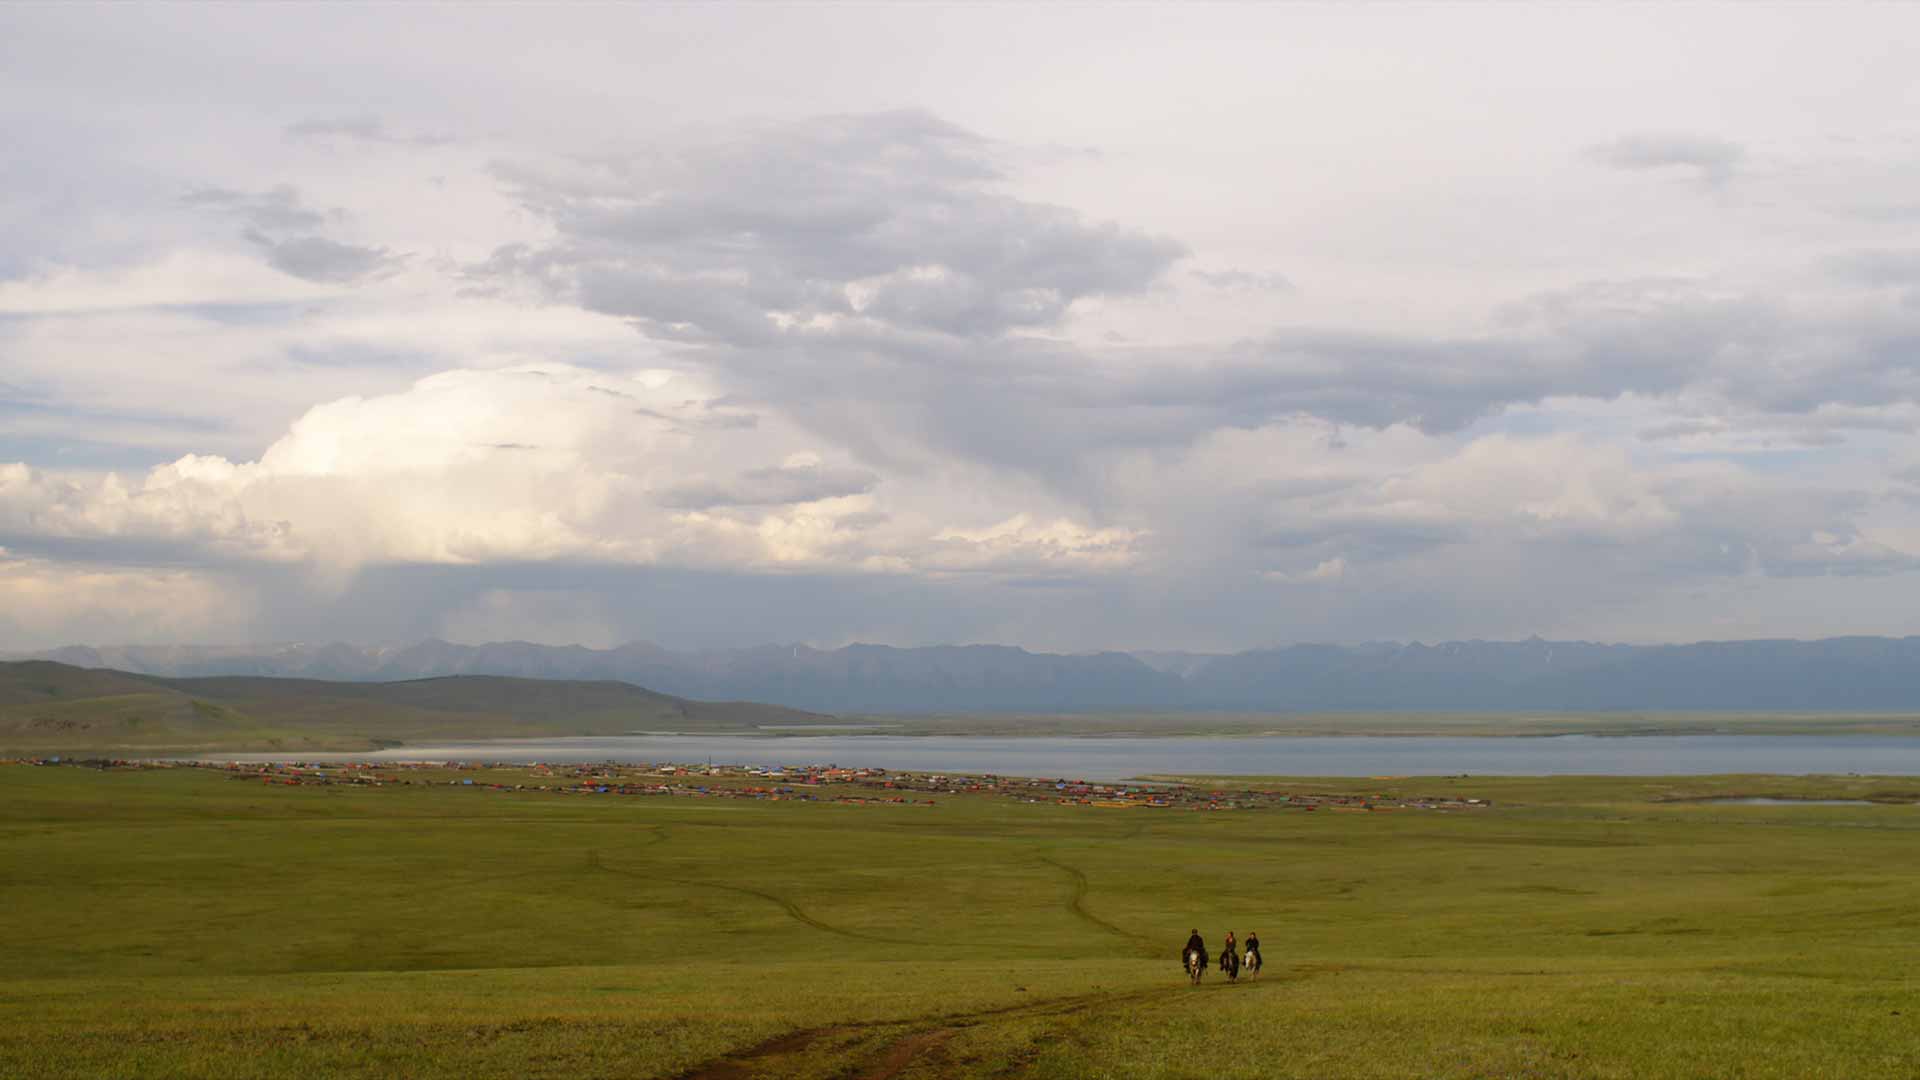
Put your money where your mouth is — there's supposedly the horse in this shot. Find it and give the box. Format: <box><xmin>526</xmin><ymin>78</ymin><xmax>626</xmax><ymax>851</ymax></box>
<box><xmin>1219</xmin><ymin>945</ymin><xmax>1240</xmax><ymax>982</ymax></box>
<box><xmin>1185</xmin><ymin>947</ymin><xmax>1205</xmax><ymax>985</ymax></box>
<box><xmin>1243</xmin><ymin>948</ymin><xmax>1262</xmax><ymax>978</ymax></box>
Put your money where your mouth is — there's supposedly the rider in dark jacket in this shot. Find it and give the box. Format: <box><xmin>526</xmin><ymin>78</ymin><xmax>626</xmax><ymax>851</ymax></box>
<box><xmin>1220</xmin><ymin>931</ymin><xmax>1238</xmax><ymax>972</ymax></box>
<box><xmin>1244</xmin><ymin>931</ymin><xmax>1262</xmax><ymax>969</ymax></box>
<box><xmin>1181</xmin><ymin>929</ymin><xmax>1208</xmax><ymax>969</ymax></box>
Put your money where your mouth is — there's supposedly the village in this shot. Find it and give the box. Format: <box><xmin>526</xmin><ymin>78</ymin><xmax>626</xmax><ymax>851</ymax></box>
<box><xmin>8</xmin><ymin>756</ymin><xmax>1493</xmax><ymax>813</ymax></box>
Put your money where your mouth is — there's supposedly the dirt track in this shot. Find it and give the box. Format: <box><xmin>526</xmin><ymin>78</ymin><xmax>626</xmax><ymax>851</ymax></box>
<box><xmin>591</xmin><ymin>849</ymin><xmax>916</xmax><ymax>945</ymax></box>
<box><xmin>672</xmin><ymin>980</ymin><xmax>1280</xmax><ymax>1079</ymax></box>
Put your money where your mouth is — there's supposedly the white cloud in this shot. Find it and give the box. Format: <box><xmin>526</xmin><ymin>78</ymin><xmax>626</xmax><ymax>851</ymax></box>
<box><xmin>0</xmin><ymin>364</ymin><xmax>1136</xmax><ymax>586</ymax></box>
<box><xmin>928</xmin><ymin>515</ymin><xmax>1144</xmax><ymax>575</ymax></box>
<box><xmin>0</xmin><ymin>249</ymin><xmax>338</xmax><ymax>314</ymax></box>
<box><xmin>1261</xmin><ymin>556</ymin><xmax>1345</xmax><ymax>585</ymax></box>
<box><xmin>0</xmin><ymin>549</ymin><xmax>248</xmax><ymax>648</ymax></box>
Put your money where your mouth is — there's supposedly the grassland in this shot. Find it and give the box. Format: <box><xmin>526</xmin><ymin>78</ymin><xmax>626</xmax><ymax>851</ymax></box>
<box><xmin>3</xmin><ymin>764</ymin><xmax>1919</xmax><ymax>1077</ymax></box>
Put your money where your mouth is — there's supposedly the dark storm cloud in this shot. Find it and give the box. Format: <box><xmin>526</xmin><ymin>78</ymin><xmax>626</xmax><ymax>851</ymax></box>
<box><xmin>1585</xmin><ymin>132</ymin><xmax>1747</xmax><ymax>186</ymax></box>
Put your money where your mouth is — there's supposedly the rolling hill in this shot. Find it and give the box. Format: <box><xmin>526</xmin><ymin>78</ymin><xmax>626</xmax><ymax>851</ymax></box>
<box><xmin>0</xmin><ymin>661</ymin><xmax>826</xmax><ymax>754</ymax></box>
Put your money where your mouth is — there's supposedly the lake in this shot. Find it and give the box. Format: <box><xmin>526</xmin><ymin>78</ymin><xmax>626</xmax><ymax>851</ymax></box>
<box><xmin>208</xmin><ymin>733</ymin><xmax>1920</xmax><ymax>780</ymax></box>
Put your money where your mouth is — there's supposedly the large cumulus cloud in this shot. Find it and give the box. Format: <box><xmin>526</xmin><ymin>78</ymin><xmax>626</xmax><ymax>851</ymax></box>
<box><xmin>0</xmin><ymin>364</ymin><xmax>1144</xmax><ymax>582</ymax></box>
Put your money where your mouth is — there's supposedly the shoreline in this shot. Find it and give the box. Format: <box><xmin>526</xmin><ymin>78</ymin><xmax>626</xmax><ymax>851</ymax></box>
<box><xmin>17</xmin><ymin>719</ymin><xmax>1920</xmax><ymax>760</ymax></box>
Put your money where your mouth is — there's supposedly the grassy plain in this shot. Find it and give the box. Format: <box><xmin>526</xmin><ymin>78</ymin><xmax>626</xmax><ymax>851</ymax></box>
<box><xmin>3</xmin><ymin>765</ymin><xmax>1919</xmax><ymax>1078</ymax></box>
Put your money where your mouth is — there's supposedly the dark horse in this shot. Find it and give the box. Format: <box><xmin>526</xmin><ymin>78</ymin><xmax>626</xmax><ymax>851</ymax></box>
<box><xmin>1219</xmin><ymin>945</ymin><xmax>1240</xmax><ymax>982</ymax></box>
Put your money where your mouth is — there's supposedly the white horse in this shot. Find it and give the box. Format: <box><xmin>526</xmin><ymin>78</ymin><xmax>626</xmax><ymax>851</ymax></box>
<box><xmin>1185</xmin><ymin>947</ymin><xmax>1205</xmax><ymax>985</ymax></box>
<box><xmin>1244</xmin><ymin>948</ymin><xmax>1261</xmax><ymax>978</ymax></box>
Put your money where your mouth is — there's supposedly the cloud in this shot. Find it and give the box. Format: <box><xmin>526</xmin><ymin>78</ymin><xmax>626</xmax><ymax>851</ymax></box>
<box><xmin>1261</xmin><ymin>555</ymin><xmax>1345</xmax><ymax>585</ymax></box>
<box><xmin>284</xmin><ymin>114</ymin><xmax>452</xmax><ymax>146</ymax></box>
<box><xmin>466</xmin><ymin>116</ymin><xmax>1920</xmax><ymax>492</ymax></box>
<box><xmin>1192</xmin><ymin>268</ymin><xmax>1296</xmax><ymax>293</ymax></box>
<box><xmin>1251</xmin><ymin>431</ymin><xmax>1918</xmax><ymax>582</ymax></box>
<box><xmin>1828</xmin><ymin>248</ymin><xmax>1920</xmax><ymax>285</ymax></box>
<box><xmin>12</xmin><ymin>31</ymin><xmax>1920</xmax><ymax>655</ymax></box>
<box><xmin>927</xmin><ymin>514</ymin><xmax>1143</xmax><ymax>575</ymax></box>
<box><xmin>187</xmin><ymin>184</ymin><xmax>402</xmax><ymax>285</ymax></box>
<box><xmin>480</xmin><ymin>110</ymin><xmax>1186</xmax><ymax>345</ymax></box>
<box><xmin>0</xmin><ymin>364</ymin><xmax>1133</xmax><ymax>584</ymax></box>
<box><xmin>659</xmin><ymin>458</ymin><xmax>879</xmax><ymax>509</ymax></box>
<box><xmin>183</xmin><ymin>184</ymin><xmax>333</xmax><ymax>233</ymax></box>
<box><xmin>1638</xmin><ymin>417</ymin><xmax>1727</xmax><ymax>442</ymax></box>
<box><xmin>246</xmin><ymin>232</ymin><xmax>403</xmax><ymax>285</ymax></box>
<box><xmin>0</xmin><ymin>548</ymin><xmax>248</xmax><ymax>646</ymax></box>
<box><xmin>1586</xmin><ymin>132</ymin><xmax>1746</xmax><ymax>186</ymax></box>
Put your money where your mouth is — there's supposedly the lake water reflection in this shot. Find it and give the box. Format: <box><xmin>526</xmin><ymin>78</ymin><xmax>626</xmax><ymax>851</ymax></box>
<box><xmin>211</xmin><ymin>733</ymin><xmax>1920</xmax><ymax>780</ymax></box>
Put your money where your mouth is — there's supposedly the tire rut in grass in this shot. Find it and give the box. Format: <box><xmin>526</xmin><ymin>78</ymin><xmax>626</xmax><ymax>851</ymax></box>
<box><xmin>674</xmin><ymin>1024</ymin><xmax>846</xmax><ymax>1080</ymax></box>
<box><xmin>728</xmin><ymin>982</ymin><xmax>1283</xmax><ymax>1080</ymax></box>
<box><xmin>673</xmin><ymin>987</ymin><xmax>1174</xmax><ymax>1080</ymax></box>
<box><xmin>1037</xmin><ymin>856</ymin><xmax>1152</xmax><ymax>949</ymax></box>
<box><xmin>978</xmin><ymin>978</ymin><xmax>1291</xmax><ymax>1078</ymax></box>
<box><xmin>591</xmin><ymin>852</ymin><xmax>911</xmax><ymax>945</ymax></box>
<box><xmin>851</xmin><ymin>1027</ymin><xmax>957</xmax><ymax>1080</ymax></box>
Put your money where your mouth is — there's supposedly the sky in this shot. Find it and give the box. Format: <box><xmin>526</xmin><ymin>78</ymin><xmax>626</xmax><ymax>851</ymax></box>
<box><xmin>4</xmin><ymin>4</ymin><xmax>1920</xmax><ymax>653</ymax></box>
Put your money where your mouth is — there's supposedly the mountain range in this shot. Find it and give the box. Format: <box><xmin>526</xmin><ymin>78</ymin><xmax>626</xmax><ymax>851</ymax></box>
<box><xmin>17</xmin><ymin>636</ymin><xmax>1920</xmax><ymax>713</ymax></box>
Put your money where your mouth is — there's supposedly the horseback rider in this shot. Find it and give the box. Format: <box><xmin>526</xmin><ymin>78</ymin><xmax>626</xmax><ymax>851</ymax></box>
<box><xmin>1245</xmin><ymin>930</ymin><xmax>1262</xmax><ymax>968</ymax></box>
<box><xmin>1220</xmin><ymin>930</ymin><xmax>1238</xmax><ymax>972</ymax></box>
<box><xmin>1181</xmin><ymin>928</ymin><xmax>1208</xmax><ymax>970</ymax></box>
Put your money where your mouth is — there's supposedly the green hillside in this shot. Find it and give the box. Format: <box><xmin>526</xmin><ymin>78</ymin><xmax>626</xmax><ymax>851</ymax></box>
<box><xmin>0</xmin><ymin>661</ymin><xmax>825</xmax><ymax>755</ymax></box>
<box><xmin>0</xmin><ymin>660</ymin><xmax>191</xmax><ymax>706</ymax></box>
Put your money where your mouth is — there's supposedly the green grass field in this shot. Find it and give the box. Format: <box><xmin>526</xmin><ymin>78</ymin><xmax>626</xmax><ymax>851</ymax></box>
<box><xmin>3</xmin><ymin>765</ymin><xmax>1918</xmax><ymax>1078</ymax></box>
